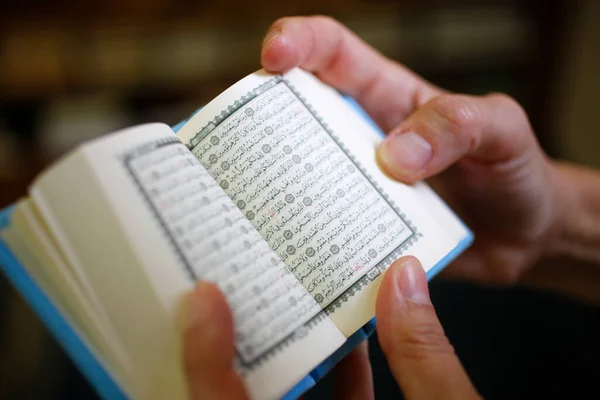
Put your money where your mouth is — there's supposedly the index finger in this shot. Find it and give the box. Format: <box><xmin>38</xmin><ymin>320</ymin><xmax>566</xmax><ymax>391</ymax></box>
<box><xmin>261</xmin><ymin>16</ymin><xmax>442</xmax><ymax>131</ymax></box>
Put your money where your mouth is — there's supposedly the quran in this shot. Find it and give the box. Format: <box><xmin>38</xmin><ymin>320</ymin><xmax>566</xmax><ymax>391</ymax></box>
<box><xmin>0</xmin><ymin>68</ymin><xmax>473</xmax><ymax>400</ymax></box>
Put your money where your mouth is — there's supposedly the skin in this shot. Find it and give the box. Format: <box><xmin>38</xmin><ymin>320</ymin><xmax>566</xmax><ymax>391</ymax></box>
<box><xmin>260</xmin><ymin>15</ymin><xmax>564</xmax><ymax>286</ymax></box>
<box><xmin>261</xmin><ymin>16</ymin><xmax>600</xmax><ymax>297</ymax></box>
<box><xmin>183</xmin><ymin>15</ymin><xmax>600</xmax><ymax>399</ymax></box>
<box><xmin>184</xmin><ymin>258</ymin><xmax>482</xmax><ymax>399</ymax></box>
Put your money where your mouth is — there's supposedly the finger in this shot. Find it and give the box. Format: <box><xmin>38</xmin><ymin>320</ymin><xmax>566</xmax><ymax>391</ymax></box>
<box><xmin>333</xmin><ymin>341</ymin><xmax>374</xmax><ymax>400</ymax></box>
<box><xmin>261</xmin><ymin>15</ymin><xmax>441</xmax><ymax>131</ymax></box>
<box><xmin>376</xmin><ymin>92</ymin><xmax>539</xmax><ymax>183</ymax></box>
<box><xmin>376</xmin><ymin>256</ymin><xmax>481</xmax><ymax>400</ymax></box>
<box><xmin>183</xmin><ymin>281</ymin><xmax>248</xmax><ymax>400</ymax></box>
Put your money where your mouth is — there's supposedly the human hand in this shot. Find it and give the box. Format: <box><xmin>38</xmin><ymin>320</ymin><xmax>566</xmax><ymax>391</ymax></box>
<box><xmin>183</xmin><ymin>257</ymin><xmax>480</xmax><ymax>399</ymax></box>
<box><xmin>260</xmin><ymin>16</ymin><xmax>567</xmax><ymax>285</ymax></box>
<box><xmin>182</xmin><ymin>280</ymin><xmax>374</xmax><ymax>400</ymax></box>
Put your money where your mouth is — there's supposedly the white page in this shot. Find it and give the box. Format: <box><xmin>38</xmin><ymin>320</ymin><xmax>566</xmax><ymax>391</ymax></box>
<box><xmin>177</xmin><ymin>68</ymin><xmax>463</xmax><ymax>336</ymax></box>
<box><xmin>71</xmin><ymin>124</ymin><xmax>346</xmax><ymax>400</ymax></box>
<box><xmin>0</xmin><ymin>201</ymin><xmax>132</xmax><ymax>390</ymax></box>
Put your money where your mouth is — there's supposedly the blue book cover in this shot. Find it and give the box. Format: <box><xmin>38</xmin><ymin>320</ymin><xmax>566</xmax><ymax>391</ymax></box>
<box><xmin>0</xmin><ymin>96</ymin><xmax>473</xmax><ymax>400</ymax></box>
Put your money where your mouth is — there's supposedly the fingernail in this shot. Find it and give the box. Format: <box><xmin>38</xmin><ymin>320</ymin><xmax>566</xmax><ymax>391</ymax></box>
<box><xmin>262</xmin><ymin>29</ymin><xmax>281</xmax><ymax>48</ymax></box>
<box><xmin>188</xmin><ymin>281</ymin><xmax>212</xmax><ymax>329</ymax></box>
<box><xmin>396</xmin><ymin>258</ymin><xmax>431</xmax><ymax>304</ymax></box>
<box><xmin>378</xmin><ymin>131</ymin><xmax>432</xmax><ymax>178</ymax></box>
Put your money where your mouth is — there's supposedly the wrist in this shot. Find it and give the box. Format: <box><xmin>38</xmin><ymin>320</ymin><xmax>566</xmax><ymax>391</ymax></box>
<box><xmin>547</xmin><ymin>161</ymin><xmax>600</xmax><ymax>264</ymax></box>
<box><xmin>519</xmin><ymin>160</ymin><xmax>600</xmax><ymax>306</ymax></box>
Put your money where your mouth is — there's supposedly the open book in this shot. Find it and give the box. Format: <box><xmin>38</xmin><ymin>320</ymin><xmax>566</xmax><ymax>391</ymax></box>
<box><xmin>0</xmin><ymin>68</ymin><xmax>473</xmax><ymax>400</ymax></box>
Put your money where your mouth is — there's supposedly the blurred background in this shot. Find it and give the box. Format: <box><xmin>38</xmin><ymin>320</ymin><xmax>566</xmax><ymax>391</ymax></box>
<box><xmin>1</xmin><ymin>0</ymin><xmax>599</xmax><ymax>398</ymax></box>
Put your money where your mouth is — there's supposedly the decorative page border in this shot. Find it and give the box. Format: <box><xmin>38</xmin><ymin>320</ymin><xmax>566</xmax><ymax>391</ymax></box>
<box><xmin>186</xmin><ymin>75</ymin><xmax>422</xmax><ymax>316</ymax></box>
<box><xmin>119</xmin><ymin>137</ymin><xmax>329</xmax><ymax>371</ymax></box>
<box><xmin>120</xmin><ymin>75</ymin><xmax>423</xmax><ymax>370</ymax></box>
<box><xmin>235</xmin><ymin>311</ymin><xmax>329</xmax><ymax>374</ymax></box>
<box><xmin>120</xmin><ymin>137</ymin><xmax>199</xmax><ymax>280</ymax></box>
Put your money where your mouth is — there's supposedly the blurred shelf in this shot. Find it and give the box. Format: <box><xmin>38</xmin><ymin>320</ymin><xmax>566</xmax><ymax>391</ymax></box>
<box><xmin>0</xmin><ymin>1</ymin><xmax>536</xmax><ymax>100</ymax></box>
<box><xmin>0</xmin><ymin>0</ymin><xmax>573</xmax><ymax>207</ymax></box>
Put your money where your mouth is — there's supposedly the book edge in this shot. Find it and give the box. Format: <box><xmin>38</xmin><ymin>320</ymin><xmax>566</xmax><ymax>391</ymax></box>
<box><xmin>280</xmin><ymin>94</ymin><xmax>474</xmax><ymax>399</ymax></box>
<box><xmin>0</xmin><ymin>207</ymin><xmax>471</xmax><ymax>400</ymax></box>
<box><xmin>0</xmin><ymin>94</ymin><xmax>472</xmax><ymax>400</ymax></box>
<box><xmin>289</xmin><ymin>229</ymin><xmax>473</xmax><ymax>398</ymax></box>
<box><xmin>0</xmin><ymin>206</ymin><xmax>127</xmax><ymax>400</ymax></box>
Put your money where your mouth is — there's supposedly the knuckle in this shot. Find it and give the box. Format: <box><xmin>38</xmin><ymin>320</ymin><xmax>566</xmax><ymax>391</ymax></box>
<box><xmin>487</xmin><ymin>92</ymin><xmax>532</xmax><ymax>134</ymax></box>
<box><xmin>433</xmin><ymin>94</ymin><xmax>483</xmax><ymax>131</ymax></box>
<box><xmin>311</xmin><ymin>14</ymin><xmax>340</xmax><ymax>26</ymax></box>
<box><xmin>431</xmin><ymin>94</ymin><xmax>483</xmax><ymax>150</ymax></box>
<box><xmin>487</xmin><ymin>92</ymin><xmax>523</xmax><ymax>114</ymax></box>
<box><xmin>270</xmin><ymin>15</ymin><xmax>342</xmax><ymax>31</ymax></box>
<box><xmin>310</xmin><ymin>15</ymin><xmax>345</xmax><ymax>39</ymax></box>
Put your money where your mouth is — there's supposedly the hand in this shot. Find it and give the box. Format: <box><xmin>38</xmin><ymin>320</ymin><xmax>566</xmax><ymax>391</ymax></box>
<box><xmin>182</xmin><ymin>281</ymin><xmax>374</xmax><ymax>400</ymax></box>
<box><xmin>261</xmin><ymin>16</ymin><xmax>567</xmax><ymax>285</ymax></box>
<box><xmin>183</xmin><ymin>257</ymin><xmax>481</xmax><ymax>399</ymax></box>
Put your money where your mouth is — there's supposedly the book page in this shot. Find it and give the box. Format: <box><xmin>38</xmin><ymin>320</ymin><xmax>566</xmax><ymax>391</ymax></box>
<box><xmin>120</xmin><ymin>134</ymin><xmax>342</xmax><ymax>367</ymax></box>
<box><xmin>31</xmin><ymin>123</ymin><xmax>345</xmax><ymax>400</ymax></box>
<box><xmin>177</xmin><ymin>69</ymin><xmax>463</xmax><ymax>336</ymax></box>
<box><xmin>0</xmin><ymin>200</ymin><xmax>132</xmax><ymax>389</ymax></box>
<box><xmin>338</xmin><ymin>97</ymin><xmax>471</xmax><ymax>243</ymax></box>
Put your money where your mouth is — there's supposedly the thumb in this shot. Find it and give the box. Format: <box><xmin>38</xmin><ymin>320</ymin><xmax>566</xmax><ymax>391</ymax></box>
<box><xmin>183</xmin><ymin>281</ymin><xmax>248</xmax><ymax>400</ymax></box>
<box><xmin>376</xmin><ymin>93</ymin><xmax>535</xmax><ymax>184</ymax></box>
<box><xmin>375</xmin><ymin>256</ymin><xmax>481</xmax><ymax>400</ymax></box>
